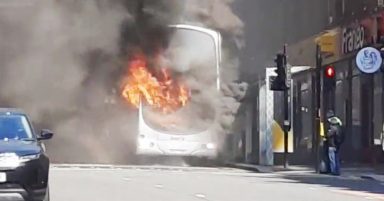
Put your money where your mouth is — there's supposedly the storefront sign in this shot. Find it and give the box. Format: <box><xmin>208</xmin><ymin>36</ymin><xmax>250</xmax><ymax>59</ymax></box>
<box><xmin>316</xmin><ymin>29</ymin><xmax>339</xmax><ymax>57</ymax></box>
<box><xmin>342</xmin><ymin>26</ymin><xmax>365</xmax><ymax>54</ymax></box>
<box><xmin>355</xmin><ymin>47</ymin><xmax>382</xmax><ymax>73</ymax></box>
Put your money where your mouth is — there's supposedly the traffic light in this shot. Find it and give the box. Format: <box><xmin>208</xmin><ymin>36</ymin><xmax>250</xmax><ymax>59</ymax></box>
<box><xmin>270</xmin><ymin>53</ymin><xmax>287</xmax><ymax>91</ymax></box>
<box><xmin>325</xmin><ymin>65</ymin><xmax>335</xmax><ymax>78</ymax></box>
<box><xmin>323</xmin><ymin>65</ymin><xmax>336</xmax><ymax>92</ymax></box>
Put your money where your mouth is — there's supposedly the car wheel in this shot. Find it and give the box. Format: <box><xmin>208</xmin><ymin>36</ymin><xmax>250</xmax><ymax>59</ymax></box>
<box><xmin>43</xmin><ymin>187</ymin><xmax>50</xmax><ymax>201</ymax></box>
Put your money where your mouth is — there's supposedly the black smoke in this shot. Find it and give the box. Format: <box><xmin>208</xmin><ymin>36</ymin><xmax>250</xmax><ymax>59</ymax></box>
<box><xmin>0</xmin><ymin>0</ymin><xmax>245</xmax><ymax>164</ymax></box>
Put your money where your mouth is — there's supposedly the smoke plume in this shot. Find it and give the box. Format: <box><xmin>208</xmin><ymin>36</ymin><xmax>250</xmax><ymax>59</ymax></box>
<box><xmin>174</xmin><ymin>0</ymin><xmax>248</xmax><ymax>136</ymax></box>
<box><xmin>0</xmin><ymin>0</ymin><xmax>135</xmax><ymax>164</ymax></box>
<box><xmin>0</xmin><ymin>0</ymin><xmax>246</xmax><ymax>164</ymax></box>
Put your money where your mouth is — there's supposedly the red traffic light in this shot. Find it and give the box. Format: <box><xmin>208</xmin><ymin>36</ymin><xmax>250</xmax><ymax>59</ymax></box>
<box><xmin>325</xmin><ymin>66</ymin><xmax>335</xmax><ymax>78</ymax></box>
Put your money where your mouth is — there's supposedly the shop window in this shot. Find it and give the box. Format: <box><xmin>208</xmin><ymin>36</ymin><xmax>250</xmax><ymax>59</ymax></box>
<box><xmin>300</xmin><ymin>89</ymin><xmax>312</xmax><ymax>148</ymax></box>
<box><xmin>373</xmin><ymin>73</ymin><xmax>383</xmax><ymax>145</ymax></box>
<box><xmin>351</xmin><ymin>75</ymin><xmax>362</xmax><ymax>150</ymax></box>
<box><xmin>352</xmin><ymin>64</ymin><xmax>361</xmax><ymax>76</ymax></box>
<box><xmin>377</xmin><ymin>15</ymin><xmax>384</xmax><ymax>44</ymax></box>
<box><xmin>335</xmin><ymin>80</ymin><xmax>345</xmax><ymax>123</ymax></box>
<box><xmin>352</xmin><ymin>76</ymin><xmax>361</xmax><ymax>125</ymax></box>
<box><xmin>335</xmin><ymin>60</ymin><xmax>349</xmax><ymax>79</ymax></box>
<box><xmin>334</xmin><ymin>60</ymin><xmax>349</xmax><ymax>98</ymax></box>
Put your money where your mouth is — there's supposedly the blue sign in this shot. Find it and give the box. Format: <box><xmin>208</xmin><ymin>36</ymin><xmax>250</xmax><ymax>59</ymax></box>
<box><xmin>355</xmin><ymin>47</ymin><xmax>382</xmax><ymax>74</ymax></box>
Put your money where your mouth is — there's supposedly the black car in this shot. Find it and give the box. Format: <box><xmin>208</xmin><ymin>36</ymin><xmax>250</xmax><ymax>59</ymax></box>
<box><xmin>0</xmin><ymin>108</ymin><xmax>53</xmax><ymax>201</ymax></box>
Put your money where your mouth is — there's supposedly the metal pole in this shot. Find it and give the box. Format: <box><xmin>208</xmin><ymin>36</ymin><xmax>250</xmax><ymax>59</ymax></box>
<box><xmin>315</xmin><ymin>44</ymin><xmax>322</xmax><ymax>173</ymax></box>
<box><xmin>283</xmin><ymin>45</ymin><xmax>289</xmax><ymax>169</ymax></box>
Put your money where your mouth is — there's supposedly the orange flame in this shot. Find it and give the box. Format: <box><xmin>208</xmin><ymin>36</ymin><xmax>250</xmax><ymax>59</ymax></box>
<box><xmin>121</xmin><ymin>54</ymin><xmax>190</xmax><ymax>113</ymax></box>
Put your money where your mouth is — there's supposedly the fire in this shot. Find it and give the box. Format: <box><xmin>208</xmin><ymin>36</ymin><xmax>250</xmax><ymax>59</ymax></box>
<box><xmin>121</xmin><ymin>54</ymin><xmax>190</xmax><ymax>113</ymax></box>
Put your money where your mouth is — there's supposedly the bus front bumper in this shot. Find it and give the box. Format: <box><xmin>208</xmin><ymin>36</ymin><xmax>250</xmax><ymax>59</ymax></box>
<box><xmin>136</xmin><ymin>140</ymin><xmax>218</xmax><ymax>158</ymax></box>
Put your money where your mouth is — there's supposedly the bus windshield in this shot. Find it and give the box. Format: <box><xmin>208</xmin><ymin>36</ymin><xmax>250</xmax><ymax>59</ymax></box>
<box><xmin>142</xmin><ymin>27</ymin><xmax>218</xmax><ymax>134</ymax></box>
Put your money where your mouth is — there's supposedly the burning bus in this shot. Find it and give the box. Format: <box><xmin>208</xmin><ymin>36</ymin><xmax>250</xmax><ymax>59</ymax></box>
<box><xmin>121</xmin><ymin>24</ymin><xmax>222</xmax><ymax>161</ymax></box>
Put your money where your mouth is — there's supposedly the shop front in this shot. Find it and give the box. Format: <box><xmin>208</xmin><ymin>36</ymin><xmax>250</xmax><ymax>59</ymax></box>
<box><xmin>321</xmin><ymin>14</ymin><xmax>384</xmax><ymax>164</ymax></box>
<box><xmin>286</xmin><ymin>11</ymin><xmax>384</xmax><ymax>165</ymax></box>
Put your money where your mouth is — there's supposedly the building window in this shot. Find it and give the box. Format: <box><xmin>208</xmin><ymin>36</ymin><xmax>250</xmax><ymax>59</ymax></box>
<box><xmin>335</xmin><ymin>0</ymin><xmax>343</xmax><ymax>21</ymax></box>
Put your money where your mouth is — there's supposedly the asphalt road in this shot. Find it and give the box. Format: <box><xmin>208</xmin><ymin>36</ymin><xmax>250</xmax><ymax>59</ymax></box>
<box><xmin>49</xmin><ymin>165</ymin><xmax>384</xmax><ymax>201</ymax></box>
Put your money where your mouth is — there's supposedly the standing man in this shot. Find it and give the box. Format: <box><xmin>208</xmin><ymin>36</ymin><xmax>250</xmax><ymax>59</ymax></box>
<box><xmin>326</xmin><ymin>110</ymin><xmax>343</xmax><ymax>175</ymax></box>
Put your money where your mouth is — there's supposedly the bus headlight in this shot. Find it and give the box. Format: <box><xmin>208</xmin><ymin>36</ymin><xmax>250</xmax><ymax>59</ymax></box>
<box><xmin>206</xmin><ymin>143</ymin><xmax>216</xmax><ymax>149</ymax></box>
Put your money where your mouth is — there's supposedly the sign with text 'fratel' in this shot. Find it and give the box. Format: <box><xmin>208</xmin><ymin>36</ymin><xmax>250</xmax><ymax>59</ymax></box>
<box><xmin>342</xmin><ymin>26</ymin><xmax>365</xmax><ymax>54</ymax></box>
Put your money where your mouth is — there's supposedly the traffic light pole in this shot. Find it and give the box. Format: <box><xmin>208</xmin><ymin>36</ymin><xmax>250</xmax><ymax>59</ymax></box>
<box><xmin>283</xmin><ymin>82</ymin><xmax>289</xmax><ymax>168</ymax></box>
<box><xmin>270</xmin><ymin>45</ymin><xmax>290</xmax><ymax>169</ymax></box>
<box><xmin>283</xmin><ymin>45</ymin><xmax>289</xmax><ymax>169</ymax></box>
<box><xmin>315</xmin><ymin>44</ymin><xmax>322</xmax><ymax>173</ymax></box>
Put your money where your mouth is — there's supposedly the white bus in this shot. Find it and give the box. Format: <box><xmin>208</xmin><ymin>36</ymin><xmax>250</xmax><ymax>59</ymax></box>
<box><xmin>136</xmin><ymin>24</ymin><xmax>222</xmax><ymax>161</ymax></box>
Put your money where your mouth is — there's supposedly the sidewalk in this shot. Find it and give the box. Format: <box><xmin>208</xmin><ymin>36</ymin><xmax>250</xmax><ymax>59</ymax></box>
<box><xmin>227</xmin><ymin>163</ymin><xmax>384</xmax><ymax>182</ymax></box>
<box><xmin>341</xmin><ymin>166</ymin><xmax>384</xmax><ymax>182</ymax></box>
<box><xmin>226</xmin><ymin>163</ymin><xmax>313</xmax><ymax>173</ymax></box>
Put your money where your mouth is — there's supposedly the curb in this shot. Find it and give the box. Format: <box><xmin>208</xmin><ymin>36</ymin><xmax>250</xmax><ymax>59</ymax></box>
<box><xmin>227</xmin><ymin>163</ymin><xmax>384</xmax><ymax>182</ymax></box>
<box><xmin>225</xmin><ymin>163</ymin><xmax>275</xmax><ymax>173</ymax></box>
<box><xmin>226</xmin><ymin>163</ymin><xmax>316</xmax><ymax>173</ymax></box>
<box><xmin>361</xmin><ymin>175</ymin><xmax>377</xmax><ymax>180</ymax></box>
<box><xmin>360</xmin><ymin>174</ymin><xmax>384</xmax><ymax>182</ymax></box>
<box><xmin>225</xmin><ymin>163</ymin><xmax>261</xmax><ymax>172</ymax></box>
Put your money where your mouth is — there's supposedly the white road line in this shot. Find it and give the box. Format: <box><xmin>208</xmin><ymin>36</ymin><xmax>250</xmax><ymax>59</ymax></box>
<box><xmin>195</xmin><ymin>194</ymin><xmax>206</xmax><ymax>199</ymax></box>
<box><xmin>155</xmin><ymin>184</ymin><xmax>163</xmax><ymax>188</ymax></box>
<box><xmin>123</xmin><ymin>177</ymin><xmax>132</xmax><ymax>181</ymax></box>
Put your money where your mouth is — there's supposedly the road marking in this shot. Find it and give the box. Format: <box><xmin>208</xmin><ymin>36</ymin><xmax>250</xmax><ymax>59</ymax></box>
<box><xmin>52</xmin><ymin>164</ymin><xmax>223</xmax><ymax>171</ymax></box>
<box><xmin>123</xmin><ymin>177</ymin><xmax>131</xmax><ymax>181</ymax></box>
<box><xmin>195</xmin><ymin>194</ymin><xmax>206</xmax><ymax>199</ymax></box>
<box><xmin>155</xmin><ymin>184</ymin><xmax>163</xmax><ymax>188</ymax></box>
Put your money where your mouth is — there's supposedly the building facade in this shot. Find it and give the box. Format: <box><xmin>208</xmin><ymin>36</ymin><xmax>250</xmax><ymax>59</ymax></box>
<box><xmin>281</xmin><ymin>2</ymin><xmax>384</xmax><ymax>165</ymax></box>
<box><xmin>230</xmin><ymin>0</ymin><xmax>384</xmax><ymax>165</ymax></box>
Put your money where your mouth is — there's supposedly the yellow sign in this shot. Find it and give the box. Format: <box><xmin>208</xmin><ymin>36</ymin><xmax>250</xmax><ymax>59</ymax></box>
<box><xmin>272</xmin><ymin>120</ymin><xmax>293</xmax><ymax>153</ymax></box>
<box><xmin>315</xmin><ymin>29</ymin><xmax>339</xmax><ymax>56</ymax></box>
<box><xmin>320</xmin><ymin>121</ymin><xmax>324</xmax><ymax>137</ymax></box>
